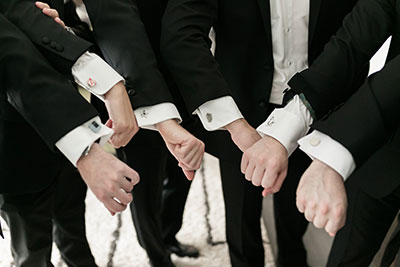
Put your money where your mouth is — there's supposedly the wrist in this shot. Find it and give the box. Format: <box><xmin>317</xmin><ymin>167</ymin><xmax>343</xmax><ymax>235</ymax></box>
<box><xmin>155</xmin><ymin>119</ymin><xmax>179</xmax><ymax>132</ymax></box>
<box><xmin>77</xmin><ymin>143</ymin><xmax>101</xmax><ymax>169</ymax></box>
<box><xmin>104</xmin><ymin>81</ymin><xmax>125</xmax><ymax>100</ymax></box>
<box><xmin>225</xmin><ymin>118</ymin><xmax>247</xmax><ymax>135</ymax></box>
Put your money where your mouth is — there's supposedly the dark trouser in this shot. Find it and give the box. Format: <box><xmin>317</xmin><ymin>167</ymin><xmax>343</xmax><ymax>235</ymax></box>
<box><xmin>273</xmin><ymin>149</ymin><xmax>311</xmax><ymax>267</ymax></box>
<box><xmin>327</xmin><ymin>181</ymin><xmax>400</xmax><ymax>267</ymax></box>
<box><xmin>213</xmin><ymin>130</ymin><xmax>264</xmax><ymax>267</ymax></box>
<box><xmin>126</xmin><ymin>129</ymin><xmax>191</xmax><ymax>267</ymax></box>
<box><xmin>0</xmin><ymin>161</ymin><xmax>96</xmax><ymax>267</ymax></box>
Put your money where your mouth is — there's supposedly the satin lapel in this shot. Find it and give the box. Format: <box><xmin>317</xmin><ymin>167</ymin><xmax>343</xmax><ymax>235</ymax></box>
<box><xmin>308</xmin><ymin>0</ymin><xmax>321</xmax><ymax>45</ymax></box>
<box><xmin>256</xmin><ymin>0</ymin><xmax>273</xmax><ymax>48</ymax></box>
<box><xmin>50</xmin><ymin>0</ymin><xmax>65</xmax><ymax>19</ymax></box>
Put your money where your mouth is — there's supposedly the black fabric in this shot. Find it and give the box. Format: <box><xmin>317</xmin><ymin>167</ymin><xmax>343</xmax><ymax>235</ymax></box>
<box><xmin>0</xmin><ymin>162</ymin><xmax>96</xmax><ymax>267</ymax></box>
<box><xmin>0</xmin><ymin>14</ymin><xmax>97</xmax><ymax>194</ymax></box>
<box><xmin>160</xmin><ymin>0</ymin><xmax>364</xmax><ymax>265</ymax></box>
<box><xmin>327</xmin><ymin>181</ymin><xmax>400</xmax><ymax>267</ymax></box>
<box><xmin>125</xmin><ymin>129</ymin><xmax>188</xmax><ymax>267</ymax></box>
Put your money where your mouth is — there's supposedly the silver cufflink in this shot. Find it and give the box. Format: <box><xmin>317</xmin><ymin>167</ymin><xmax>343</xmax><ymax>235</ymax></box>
<box><xmin>89</xmin><ymin>121</ymin><xmax>101</xmax><ymax>133</ymax></box>
<box><xmin>267</xmin><ymin>116</ymin><xmax>275</xmax><ymax>126</ymax></box>
<box><xmin>140</xmin><ymin>110</ymin><xmax>148</xmax><ymax>118</ymax></box>
<box><xmin>206</xmin><ymin>113</ymin><xmax>213</xmax><ymax>123</ymax></box>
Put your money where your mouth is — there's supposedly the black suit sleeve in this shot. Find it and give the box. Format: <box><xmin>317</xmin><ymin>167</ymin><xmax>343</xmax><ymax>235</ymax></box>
<box><xmin>0</xmin><ymin>14</ymin><xmax>98</xmax><ymax>149</ymax></box>
<box><xmin>0</xmin><ymin>0</ymin><xmax>92</xmax><ymax>74</ymax></box>
<box><xmin>160</xmin><ymin>0</ymin><xmax>232</xmax><ymax>113</ymax></box>
<box><xmin>314</xmin><ymin>54</ymin><xmax>400</xmax><ymax>166</ymax></box>
<box><xmin>82</xmin><ymin>0</ymin><xmax>175</xmax><ymax>108</ymax></box>
<box><xmin>287</xmin><ymin>0</ymin><xmax>395</xmax><ymax>119</ymax></box>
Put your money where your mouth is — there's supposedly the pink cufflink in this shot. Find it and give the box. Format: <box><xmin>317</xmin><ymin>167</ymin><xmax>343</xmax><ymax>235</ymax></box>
<box><xmin>87</xmin><ymin>78</ymin><xmax>96</xmax><ymax>88</ymax></box>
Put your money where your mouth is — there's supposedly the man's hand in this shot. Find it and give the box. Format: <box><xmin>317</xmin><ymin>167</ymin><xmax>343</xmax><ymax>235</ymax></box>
<box><xmin>296</xmin><ymin>160</ymin><xmax>347</xmax><ymax>237</ymax></box>
<box><xmin>77</xmin><ymin>143</ymin><xmax>140</xmax><ymax>215</ymax></box>
<box><xmin>104</xmin><ymin>82</ymin><xmax>138</xmax><ymax>148</ymax></box>
<box><xmin>241</xmin><ymin>135</ymin><xmax>288</xmax><ymax>194</ymax></box>
<box><xmin>35</xmin><ymin>1</ymin><xmax>66</xmax><ymax>28</ymax></box>
<box><xmin>225</xmin><ymin>119</ymin><xmax>262</xmax><ymax>152</ymax></box>
<box><xmin>156</xmin><ymin>119</ymin><xmax>205</xmax><ymax>180</ymax></box>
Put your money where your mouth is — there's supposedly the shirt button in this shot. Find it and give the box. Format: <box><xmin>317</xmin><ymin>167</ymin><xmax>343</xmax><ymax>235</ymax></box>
<box><xmin>309</xmin><ymin>137</ymin><xmax>321</xmax><ymax>147</ymax></box>
<box><xmin>288</xmin><ymin>61</ymin><xmax>293</xmax><ymax>66</ymax></box>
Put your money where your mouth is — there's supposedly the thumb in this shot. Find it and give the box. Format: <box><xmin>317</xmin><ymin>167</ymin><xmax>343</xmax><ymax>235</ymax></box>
<box><xmin>182</xmin><ymin>169</ymin><xmax>195</xmax><ymax>181</ymax></box>
<box><xmin>262</xmin><ymin>188</ymin><xmax>270</xmax><ymax>197</ymax></box>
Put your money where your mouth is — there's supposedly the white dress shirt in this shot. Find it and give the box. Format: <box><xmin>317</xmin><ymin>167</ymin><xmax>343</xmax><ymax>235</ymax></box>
<box><xmin>256</xmin><ymin>0</ymin><xmax>356</xmax><ymax>180</ymax></box>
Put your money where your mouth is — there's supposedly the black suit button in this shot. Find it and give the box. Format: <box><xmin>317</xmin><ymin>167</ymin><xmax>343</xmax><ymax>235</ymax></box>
<box><xmin>128</xmin><ymin>89</ymin><xmax>136</xmax><ymax>96</ymax></box>
<box><xmin>259</xmin><ymin>100</ymin><xmax>268</xmax><ymax>108</ymax></box>
<box><xmin>56</xmin><ymin>44</ymin><xmax>64</xmax><ymax>52</ymax></box>
<box><xmin>41</xmin><ymin>36</ymin><xmax>50</xmax><ymax>44</ymax></box>
<box><xmin>50</xmin><ymin>41</ymin><xmax>57</xmax><ymax>49</ymax></box>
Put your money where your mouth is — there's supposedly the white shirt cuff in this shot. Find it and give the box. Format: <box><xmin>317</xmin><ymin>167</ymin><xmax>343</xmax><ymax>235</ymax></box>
<box><xmin>71</xmin><ymin>52</ymin><xmax>125</xmax><ymax>101</ymax></box>
<box><xmin>298</xmin><ymin>130</ymin><xmax>356</xmax><ymax>180</ymax></box>
<box><xmin>257</xmin><ymin>95</ymin><xmax>313</xmax><ymax>156</ymax></box>
<box><xmin>55</xmin><ymin>116</ymin><xmax>114</xmax><ymax>167</ymax></box>
<box><xmin>134</xmin><ymin>103</ymin><xmax>182</xmax><ymax>131</ymax></box>
<box><xmin>194</xmin><ymin>96</ymin><xmax>244</xmax><ymax>131</ymax></box>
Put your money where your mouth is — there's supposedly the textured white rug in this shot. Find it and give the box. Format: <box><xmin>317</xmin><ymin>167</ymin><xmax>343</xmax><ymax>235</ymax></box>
<box><xmin>0</xmin><ymin>153</ymin><xmax>275</xmax><ymax>267</ymax></box>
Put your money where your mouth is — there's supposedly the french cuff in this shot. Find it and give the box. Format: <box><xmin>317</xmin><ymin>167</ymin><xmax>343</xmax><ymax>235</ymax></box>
<box><xmin>71</xmin><ymin>52</ymin><xmax>125</xmax><ymax>101</ymax></box>
<box><xmin>298</xmin><ymin>130</ymin><xmax>356</xmax><ymax>180</ymax></box>
<box><xmin>55</xmin><ymin>116</ymin><xmax>114</xmax><ymax>167</ymax></box>
<box><xmin>134</xmin><ymin>103</ymin><xmax>182</xmax><ymax>131</ymax></box>
<box><xmin>194</xmin><ymin>96</ymin><xmax>244</xmax><ymax>131</ymax></box>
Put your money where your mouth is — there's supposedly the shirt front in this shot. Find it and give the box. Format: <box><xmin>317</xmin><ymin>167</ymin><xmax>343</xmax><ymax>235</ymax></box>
<box><xmin>269</xmin><ymin>0</ymin><xmax>310</xmax><ymax>105</ymax></box>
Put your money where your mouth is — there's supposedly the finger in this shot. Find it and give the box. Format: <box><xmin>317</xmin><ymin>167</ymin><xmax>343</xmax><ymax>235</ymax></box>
<box><xmin>180</xmin><ymin>145</ymin><xmax>199</xmax><ymax>167</ymax></box>
<box><xmin>103</xmin><ymin>198</ymin><xmax>127</xmax><ymax>213</ymax></box>
<box><xmin>54</xmin><ymin>17</ymin><xmax>66</xmax><ymax>28</ymax></box>
<box><xmin>119</xmin><ymin>176</ymin><xmax>135</xmax><ymax>192</ymax></box>
<box><xmin>304</xmin><ymin>206</ymin><xmax>316</xmax><ymax>222</ymax></box>
<box><xmin>296</xmin><ymin>196</ymin><xmax>306</xmax><ymax>213</ymax></box>
<box><xmin>110</xmin><ymin>134</ymin><xmax>122</xmax><ymax>149</ymax></box>
<box><xmin>252</xmin><ymin>166</ymin><xmax>265</xmax><ymax>187</ymax></box>
<box><xmin>42</xmin><ymin>8</ymin><xmax>59</xmax><ymax>19</ymax></box>
<box><xmin>182</xmin><ymin>169</ymin><xmax>195</xmax><ymax>181</ymax></box>
<box><xmin>313</xmin><ymin>213</ymin><xmax>328</xmax><ymax>229</ymax></box>
<box><xmin>260</xmin><ymin>168</ymin><xmax>278</xmax><ymax>190</ymax></box>
<box><xmin>244</xmin><ymin>162</ymin><xmax>256</xmax><ymax>184</ymax></box>
<box><xmin>123</xmin><ymin>166</ymin><xmax>140</xmax><ymax>185</ymax></box>
<box><xmin>262</xmin><ymin>188</ymin><xmax>271</xmax><ymax>197</ymax></box>
<box><xmin>267</xmin><ymin>170</ymin><xmax>287</xmax><ymax>193</ymax></box>
<box><xmin>240</xmin><ymin>153</ymin><xmax>250</xmax><ymax>175</ymax></box>
<box><xmin>326</xmin><ymin>212</ymin><xmax>346</xmax><ymax>237</ymax></box>
<box><xmin>35</xmin><ymin>1</ymin><xmax>50</xmax><ymax>9</ymax></box>
<box><xmin>113</xmin><ymin>189</ymin><xmax>133</xmax><ymax>206</ymax></box>
<box><xmin>188</xmin><ymin>148</ymin><xmax>204</xmax><ymax>170</ymax></box>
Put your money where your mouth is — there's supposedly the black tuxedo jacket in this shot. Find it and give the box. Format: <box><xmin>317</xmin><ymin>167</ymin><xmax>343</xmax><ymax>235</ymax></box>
<box><xmin>0</xmin><ymin>0</ymin><xmax>177</xmax><ymax>110</ymax></box>
<box><xmin>160</xmin><ymin>0</ymin><xmax>366</xmax><ymax>127</ymax></box>
<box><xmin>287</xmin><ymin>0</ymin><xmax>400</xmax><ymax>198</ymax></box>
<box><xmin>0</xmin><ymin>14</ymin><xmax>98</xmax><ymax>194</ymax></box>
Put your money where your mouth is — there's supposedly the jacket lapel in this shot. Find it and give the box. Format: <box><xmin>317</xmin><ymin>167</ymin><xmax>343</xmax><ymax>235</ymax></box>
<box><xmin>256</xmin><ymin>0</ymin><xmax>273</xmax><ymax>48</ymax></box>
<box><xmin>308</xmin><ymin>0</ymin><xmax>322</xmax><ymax>45</ymax></box>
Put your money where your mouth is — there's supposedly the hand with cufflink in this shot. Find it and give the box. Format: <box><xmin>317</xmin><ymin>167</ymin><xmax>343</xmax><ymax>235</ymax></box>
<box><xmin>156</xmin><ymin>119</ymin><xmax>205</xmax><ymax>180</ymax></box>
<box><xmin>36</xmin><ymin>2</ymin><xmax>139</xmax><ymax>148</ymax></box>
<box><xmin>77</xmin><ymin>143</ymin><xmax>140</xmax><ymax>215</ymax></box>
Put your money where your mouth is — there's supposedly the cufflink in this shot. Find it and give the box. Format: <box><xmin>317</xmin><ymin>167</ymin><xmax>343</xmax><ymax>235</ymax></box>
<box><xmin>87</xmin><ymin>78</ymin><xmax>97</xmax><ymax>88</ymax></box>
<box><xmin>309</xmin><ymin>137</ymin><xmax>321</xmax><ymax>146</ymax></box>
<box><xmin>206</xmin><ymin>113</ymin><xmax>213</xmax><ymax>123</ymax></box>
<box><xmin>89</xmin><ymin>121</ymin><xmax>101</xmax><ymax>133</ymax></box>
<box><xmin>140</xmin><ymin>109</ymin><xmax>148</xmax><ymax>118</ymax></box>
<box><xmin>266</xmin><ymin>116</ymin><xmax>275</xmax><ymax>126</ymax></box>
